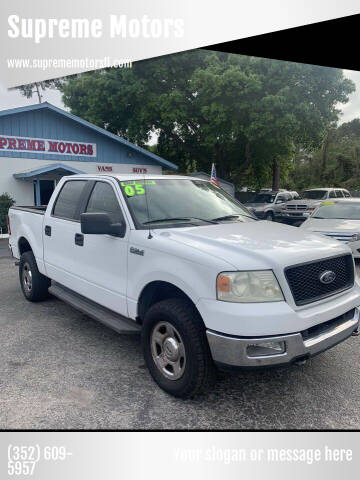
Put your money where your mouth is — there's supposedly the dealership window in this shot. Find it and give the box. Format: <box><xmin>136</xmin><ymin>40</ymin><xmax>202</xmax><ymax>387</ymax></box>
<box><xmin>86</xmin><ymin>182</ymin><xmax>124</xmax><ymax>224</ymax></box>
<box><xmin>53</xmin><ymin>180</ymin><xmax>87</xmax><ymax>220</ymax></box>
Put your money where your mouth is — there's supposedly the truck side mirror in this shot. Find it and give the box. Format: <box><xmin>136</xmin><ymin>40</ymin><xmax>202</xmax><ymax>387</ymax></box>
<box><xmin>80</xmin><ymin>212</ymin><xmax>126</xmax><ymax>237</ymax></box>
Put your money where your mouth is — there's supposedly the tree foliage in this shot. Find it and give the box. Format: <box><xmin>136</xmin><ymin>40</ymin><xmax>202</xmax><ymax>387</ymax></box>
<box><xmin>14</xmin><ymin>79</ymin><xmax>63</xmax><ymax>103</ymax></box>
<box><xmin>61</xmin><ymin>50</ymin><xmax>355</xmax><ymax>190</ymax></box>
<box><xmin>0</xmin><ymin>193</ymin><xmax>15</xmax><ymax>233</ymax></box>
<box><xmin>290</xmin><ymin>118</ymin><xmax>360</xmax><ymax>191</ymax></box>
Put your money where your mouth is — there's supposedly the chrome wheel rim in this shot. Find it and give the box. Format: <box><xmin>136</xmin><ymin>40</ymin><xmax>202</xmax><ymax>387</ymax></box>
<box><xmin>22</xmin><ymin>262</ymin><xmax>33</xmax><ymax>293</ymax></box>
<box><xmin>150</xmin><ymin>321</ymin><xmax>186</xmax><ymax>380</ymax></box>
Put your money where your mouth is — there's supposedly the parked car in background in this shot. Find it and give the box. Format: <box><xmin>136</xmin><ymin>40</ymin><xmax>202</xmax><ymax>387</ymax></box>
<box><xmin>281</xmin><ymin>188</ymin><xmax>351</xmax><ymax>224</ymax></box>
<box><xmin>300</xmin><ymin>198</ymin><xmax>360</xmax><ymax>258</ymax></box>
<box><xmin>245</xmin><ymin>191</ymin><xmax>297</xmax><ymax>221</ymax></box>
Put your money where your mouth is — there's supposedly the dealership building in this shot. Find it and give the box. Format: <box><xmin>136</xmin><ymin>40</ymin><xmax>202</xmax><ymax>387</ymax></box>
<box><xmin>0</xmin><ymin>102</ymin><xmax>177</xmax><ymax>205</ymax></box>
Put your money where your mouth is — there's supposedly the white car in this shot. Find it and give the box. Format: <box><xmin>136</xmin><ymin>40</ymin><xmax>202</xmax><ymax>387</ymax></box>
<box><xmin>300</xmin><ymin>198</ymin><xmax>360</xmax><ymax>258</ymax></box>
<box><xmin>8</xmin><ymin>175</ymin><xmax>360</xmax><ymax>397</ymax></box>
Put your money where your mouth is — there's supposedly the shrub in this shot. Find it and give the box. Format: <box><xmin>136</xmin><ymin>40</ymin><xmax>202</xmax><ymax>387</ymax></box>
<box><xmin>0</xmin><ymin>193</ymin><xmax>15</xmax><ymax>234</ymax></box>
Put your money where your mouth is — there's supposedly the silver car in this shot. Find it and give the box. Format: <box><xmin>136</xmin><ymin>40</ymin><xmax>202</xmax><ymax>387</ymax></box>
<box><xmin>245</xmin><ymin>191</ymin><xmax>296</xmax><ymax>221</ymax></box>
<box><xmin>281</xmin><ymin>188</ymin><xmax>351</xmax><ymax>224</ymax></box>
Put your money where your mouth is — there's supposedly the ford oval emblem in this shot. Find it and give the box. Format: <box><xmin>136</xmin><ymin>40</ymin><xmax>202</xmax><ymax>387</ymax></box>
<box><xmin>319</xmin><ymin>270</ymin><xmax>336</xmax><ymax>284</ymax></box>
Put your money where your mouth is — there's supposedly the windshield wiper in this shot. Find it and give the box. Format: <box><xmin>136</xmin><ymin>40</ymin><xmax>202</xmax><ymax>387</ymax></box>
<box><xmin>143</xmin><ymin>216</ymin><xmax>218</xmax><ymax>225</ymax></box>
<box><xmin>188</xmin><ymin>217</ymin><xmax>218</xmax><ymax>224</ymax></box>
<box><xmin>143</xmin><ymin>217</ymin><xmax>192</xmax><ymax>225</ymax></box>
<box><xmin>211</xmin><ymin>213</ymin><xmax>255</xmax><ymax>222</ymax></box>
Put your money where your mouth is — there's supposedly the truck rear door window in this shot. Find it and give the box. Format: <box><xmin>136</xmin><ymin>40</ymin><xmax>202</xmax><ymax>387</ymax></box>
<box><xmin>53</xmin><ymin>180</ymin><xmax>87</xmax><ymax>220</ymax></box>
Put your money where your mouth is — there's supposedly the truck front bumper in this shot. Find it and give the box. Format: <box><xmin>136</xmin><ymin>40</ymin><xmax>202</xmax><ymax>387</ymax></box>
<box><xmin>206</xmin><ymin>307</ymin><xmax>359</xmax><ymax>368</ymax></box>
<box><xmin>281</xmin><ymin>212</ymin><xmax>307</xmax><ymax>222</ymax></box>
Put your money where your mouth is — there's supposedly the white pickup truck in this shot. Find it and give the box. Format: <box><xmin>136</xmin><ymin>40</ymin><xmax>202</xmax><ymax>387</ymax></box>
<box><xmin>8</xmin><ymin>174</ymin><xmax>360</xmax><ymax>398</ymax></box>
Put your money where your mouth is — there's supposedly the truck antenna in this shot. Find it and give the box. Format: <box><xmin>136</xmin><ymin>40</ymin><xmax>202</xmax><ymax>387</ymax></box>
<box><xmin>143</xmin><ymin>173</ymin><xmax>153</xmax><ymax>239</ymax></box>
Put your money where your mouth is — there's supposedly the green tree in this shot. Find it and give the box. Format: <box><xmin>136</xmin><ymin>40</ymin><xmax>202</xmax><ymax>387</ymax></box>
<box><xmin>289</xmin><ymin>118</ymin><xmax>360</xmax><ymax>190</ymax></box>
<box><xmin>61</xmin><ymin>51</ymin><xmax>354</xmax><ymax>190</ymax></box>
<box><xmin>0</xmin><ymin>193</ymin><xmax>15</xmax><ymax>233</ymax></box>
<box><xmin>14</xmin><ymin>79</ymin><xmax>63</xmax><ymax>103</ymax></box>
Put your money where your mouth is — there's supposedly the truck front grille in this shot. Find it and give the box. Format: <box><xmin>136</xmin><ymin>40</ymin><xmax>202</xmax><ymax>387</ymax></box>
<box><xmin>286</xmin><ymin>204</ymin><xmax>307</xmax><ymax>211</ymax></box>
<box><xmin>285</xmin><ymin>254</ymin><xmax>354</xmax><ymax>306</ymax></box>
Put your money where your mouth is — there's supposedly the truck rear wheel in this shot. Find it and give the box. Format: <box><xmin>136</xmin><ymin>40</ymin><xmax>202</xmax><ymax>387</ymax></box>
<box><xmin>142</xmin><ymin>298</ymin><xmax>214</xmax><ymax>398</ymax></box>
<box><xmin>19</xmin><ymin>251</ymin><xmax>50</xmax><ymax>302</ymax></box>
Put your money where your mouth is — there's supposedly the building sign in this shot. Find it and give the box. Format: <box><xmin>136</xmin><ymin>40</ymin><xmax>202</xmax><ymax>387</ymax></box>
<box><xmin>0</xmin><ymin>134</ymin><xmax>96</xmax><ymax>157</ymax></box>
<box><xmin>97</xmin><ymin>166</ymin><xmax>113</xmax><ymax>172</ymax></box>
<box><xmin>133</xmin><ymin>167</ymin><xmax>148</xmax><ymax>173</ymax></box>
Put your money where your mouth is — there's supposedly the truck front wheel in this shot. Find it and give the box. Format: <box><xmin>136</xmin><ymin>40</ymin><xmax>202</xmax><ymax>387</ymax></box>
<box><xmin>19</xmin><ymin>251</ymin><xmax>51</xmax><ymax>302</ymax></box>
<box><xmin>142</xmin><ymin>298</ymin><xmax>214</xmax><ymax>398</ymax></box>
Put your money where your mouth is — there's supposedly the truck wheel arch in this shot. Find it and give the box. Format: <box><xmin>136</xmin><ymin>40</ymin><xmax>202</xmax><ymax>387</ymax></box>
<box><xmin>18</xmin><ymin>237</ymin><xmax>33</xmax><ymax>256</ymax></box>
<box><xmin>137</xmin><ymin>281</ymin><xmax>203</xmax><ymax>325</ymax></box>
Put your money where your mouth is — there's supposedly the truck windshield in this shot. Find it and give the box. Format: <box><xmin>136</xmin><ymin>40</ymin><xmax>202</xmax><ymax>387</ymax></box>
<box><xmin>300</xmin><ymin>190</ymin><xmax>328</xmax><ymax>200</ymax></box>
<box><xmin>119</xmin><ymin>179</ymin><xmax>256</xmax><ymax>228</ymax></box>
<box><xmin>251</xmin><ymin>194</ymin><xmax>276</xmax><ymax>203</ymax></box>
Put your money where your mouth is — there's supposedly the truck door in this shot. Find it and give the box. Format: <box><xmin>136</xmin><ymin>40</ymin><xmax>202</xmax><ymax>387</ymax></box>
<box><xmin>69</xmin><ymin>179</ymin><xmax>129</xmax><ymax>316</ymax></box>
<box><xmin>44</xmin><ymin>178</ymin><xmax>129</xmax><ymax>317</ymax></box>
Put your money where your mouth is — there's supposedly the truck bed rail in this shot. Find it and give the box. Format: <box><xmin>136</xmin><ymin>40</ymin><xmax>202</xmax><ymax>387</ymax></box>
<box><xmin>10</xmin><ymin>206</ymin><xmax>46</xmax><ymax>215</ymax></box>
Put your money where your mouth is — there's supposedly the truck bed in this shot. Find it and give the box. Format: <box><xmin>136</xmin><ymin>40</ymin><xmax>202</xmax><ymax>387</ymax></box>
<box><xmin>10</xmin><ymin>205</ymin><xmax>47</xmax><ymax>215</ymax></box>
<box><xmin>8</xmin><ymin>205</ymin><xmax>46</xmax><ymax>261</ymax></box>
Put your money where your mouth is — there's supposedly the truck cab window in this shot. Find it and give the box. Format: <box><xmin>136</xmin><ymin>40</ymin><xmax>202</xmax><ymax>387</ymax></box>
<box><xmin>86</xmin><ymin>182</ymin><xmax>124</xmax><ymax>224</ymax></box>
<box><xmin>52</xmin><ymin>180</ymin><xmax>87</xmax><ymax>220</ymax></box>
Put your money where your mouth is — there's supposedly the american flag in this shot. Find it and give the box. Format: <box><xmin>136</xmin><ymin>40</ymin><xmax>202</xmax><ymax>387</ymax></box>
<box><xmin>210</xmin><ymin>163</ymin><xmax>219</xmax><ymax>186</ymax></box>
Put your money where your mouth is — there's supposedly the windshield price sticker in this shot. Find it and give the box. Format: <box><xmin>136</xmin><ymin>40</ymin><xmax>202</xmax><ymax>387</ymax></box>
<box><xmin>320</xmin><ymin>201</ymin><xmax>335</xmax><ymax>206</ymax></box>
<box><xmin>121</xmin><ymin>180</ymin><xmax>156</xmax><ymax>197</ymax></box>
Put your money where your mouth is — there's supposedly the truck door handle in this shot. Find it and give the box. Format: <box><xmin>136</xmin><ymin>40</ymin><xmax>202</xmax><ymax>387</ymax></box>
<box><xmin>75</xmin><ymin>233</ymin><xmax>84</xmax><ymax>246</ymax></box>
<box><xmin>45</xmin><ymin>225</ymin><xmax>51</xmax><ymax>236</ymax></box>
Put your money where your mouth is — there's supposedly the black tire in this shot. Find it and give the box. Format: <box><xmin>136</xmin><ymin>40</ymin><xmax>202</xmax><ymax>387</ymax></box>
<box><xmin>265</xmin><ymin>211</ymin><xmax>274</xmax><ymax>221</ymax></box>
<box><xmin>19</xmin><ymin>251</ymin><xmax>51</xmax><ymax>302</ymax></box>
<box><xmin>142</xmin><ymin>298</ymin><xmax>215</xmax><ymax>398</ymax></box>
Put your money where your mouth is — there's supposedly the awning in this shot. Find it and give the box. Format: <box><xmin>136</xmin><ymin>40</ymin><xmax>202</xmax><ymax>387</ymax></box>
<box><xmin>13</xmin><ymin>163</ymin><xmax>85</xmax><ymax>180</ymax></box>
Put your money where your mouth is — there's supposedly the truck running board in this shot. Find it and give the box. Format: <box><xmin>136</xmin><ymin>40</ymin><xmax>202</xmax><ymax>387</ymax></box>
<box><xmin>48</xmin><ymin>283</ymin><xmax>141</xmax><ymax>335</ymax></box>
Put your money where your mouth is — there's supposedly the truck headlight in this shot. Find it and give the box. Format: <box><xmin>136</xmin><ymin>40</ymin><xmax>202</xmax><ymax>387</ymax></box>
<box><xmin>217</xmin><ymin>271</ymin><xmax>284</xmax><ymax>303</ymax></box>
<box><xmin>349</xmin><ymin>233</ymin><xmax>360</xmax><ymax>242</ymax></box>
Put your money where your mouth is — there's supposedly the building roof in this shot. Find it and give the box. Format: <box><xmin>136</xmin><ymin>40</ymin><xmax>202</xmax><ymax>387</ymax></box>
<box><xmin>0</xmin><ymin>102</ymin><xmax>177</xmax><ymax>170</ymax></box>
<box><xmin>13</xmin><ymin>163</ymin><xmax>85</xmax><ymax>179</ymax></box>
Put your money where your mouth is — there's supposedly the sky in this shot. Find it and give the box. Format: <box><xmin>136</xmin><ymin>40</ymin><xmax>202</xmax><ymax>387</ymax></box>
<box><xmin>1</xmin><ymin>69</ymin><xmax>360</xmax><ymax>125</ymax></box>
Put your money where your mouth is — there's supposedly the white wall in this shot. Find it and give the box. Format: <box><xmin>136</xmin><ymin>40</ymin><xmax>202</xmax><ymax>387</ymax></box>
<box><xmin>0</xmin><ymin>156</ymin><xmax>162</xmax><ymax>205</ymax></box>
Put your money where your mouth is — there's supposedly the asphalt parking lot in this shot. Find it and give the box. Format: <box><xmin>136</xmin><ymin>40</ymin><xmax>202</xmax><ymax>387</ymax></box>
<box><xmin>0</xmin><ymin>238</ymin><xmax>359</xmax><ymax>430</ymax></box>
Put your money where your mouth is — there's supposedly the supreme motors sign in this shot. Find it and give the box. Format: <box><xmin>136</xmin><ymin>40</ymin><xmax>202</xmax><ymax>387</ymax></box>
<box><xmin>0</xmin><ymin>134</ymin><xmax>96</xmax><ymax>157</ymax></box>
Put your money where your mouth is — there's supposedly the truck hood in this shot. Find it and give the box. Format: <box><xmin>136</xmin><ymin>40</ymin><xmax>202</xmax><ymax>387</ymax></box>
<box><xmin>161</xmin><ymin>221</ymin><xmax>350</xmax><ymax>270</ymax></box>
<box><xmin>301</xmin><ymin>218</ymin><xmax>360</xmax><ymax>233</ymax></box>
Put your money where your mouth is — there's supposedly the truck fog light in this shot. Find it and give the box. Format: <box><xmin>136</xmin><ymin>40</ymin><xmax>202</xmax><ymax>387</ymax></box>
<box><xmin>247</xmin><ymin>341</ymin><xmax>285</xmax><ymax>357</ymax></box>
